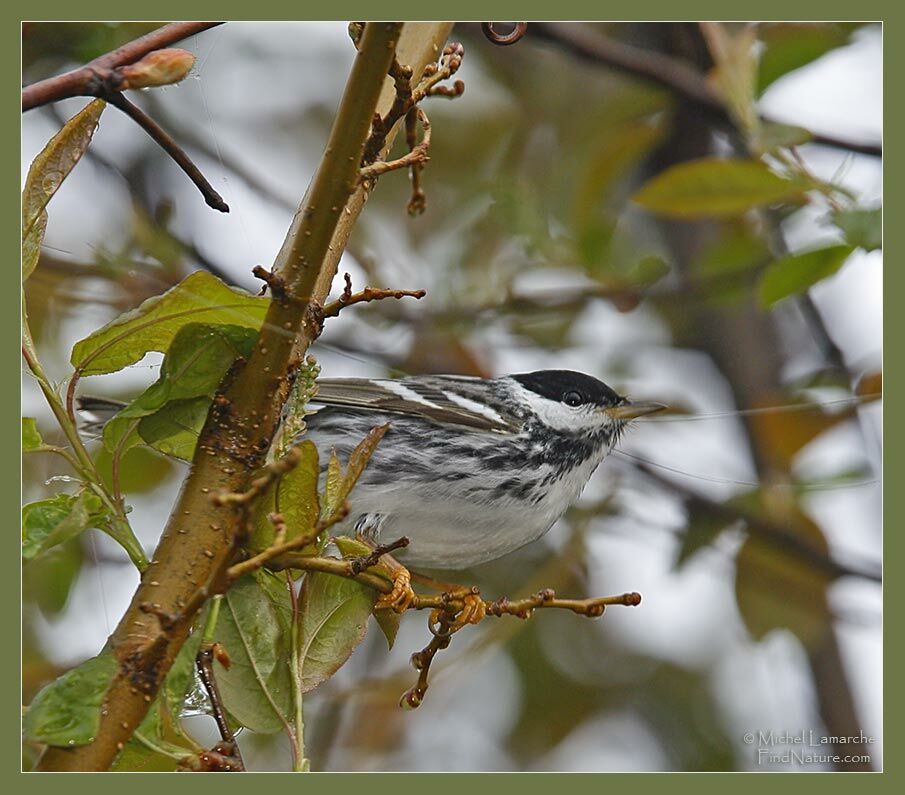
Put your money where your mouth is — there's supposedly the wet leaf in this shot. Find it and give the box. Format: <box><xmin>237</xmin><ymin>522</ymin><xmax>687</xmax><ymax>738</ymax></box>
<box><xmin>250</xmin><ymin>441</ymin><xmax>321</xmax><ymax>553</ymax></box>
<box><xmin>23</xmin><ymin>649</ymin><xmax>118</xmax><ymax>746</ymax></box>
<box><xmin>22</xmin><ymin>491</ymin><xmax>107</xmax><ymax>562</ymax></box>
<box><xmin>758</xmin><ymin>244</ymin><xmax>854</xmax><ymax>306</ymax></box>
<box><xmin>321</xmin><ymin>451</ymin><xmax>344</xmax><ymax>521</ymax></box>
<box><xmin>22</xmin><ymin>417</ymin><xmax>43</xmax><ymax>451</ymax></box>
<box><xmin>320</xmin><ymin>424</ymin><xmax>389</xmax><ymax>522</ymax></box>
<box><xmin>23</xmin><ymin>210</ymin><xmax>47</xmax><ymax>282</ymax></box>
<box><xmin>102</xmin><ymin>323</ymin><xmax>258</xmax><ymax>457</ymax></box>
<box><xmin>136</xmin><ymin>396</ymin><xmax>213</xmax><ymax>462</ymax></box>
<box><xmin>214</xmin><ymin>571</ymin><xmax>293</xmax><ymax>734</ymax></box>
<box><xmin>831</xmin><ymin>207</ymin><xmax>881</xmax><ymax>252</ymax></box>
<box><xmin>296</xmin><ymin>571</ymin><xmax>375</xmax><ymax>693</ymax></box>
<box><xmin>633</xmin><ymin>158</ymin><xmax>810</xmax><ymax>218</ymax></box>
<box><xmin>22</xmin><ymin>99</ymin><xmax>105</xmax><ymax>280</ymax></box>
<box><xmin>70</xmin><ymin>270</ymin><xmax>269</xmax><ymax>376</ymax></box>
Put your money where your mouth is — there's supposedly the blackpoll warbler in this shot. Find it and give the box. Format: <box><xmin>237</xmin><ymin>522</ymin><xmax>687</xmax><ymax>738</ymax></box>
<box><xmin>306</xmin><ymin>370</ymin><xmax>665</xmax><ymax>569</ymax></box>
<box><xmin>79</xmin><ymin>370</ymin><xmax>664</xmax><ymax>570</ymax></box>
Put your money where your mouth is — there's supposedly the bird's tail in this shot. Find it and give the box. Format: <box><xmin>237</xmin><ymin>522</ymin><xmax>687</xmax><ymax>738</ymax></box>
<box><xmin>76</xmin><ymin>397</ymin><xmax>126</xmax><ymax>435</ymax></box>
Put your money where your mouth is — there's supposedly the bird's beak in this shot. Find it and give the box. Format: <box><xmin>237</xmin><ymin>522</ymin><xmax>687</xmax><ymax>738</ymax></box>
<box><xmin>604</xmin><ymin>400</ymin><xmax>668</xmax><ymax>420</ymax></box>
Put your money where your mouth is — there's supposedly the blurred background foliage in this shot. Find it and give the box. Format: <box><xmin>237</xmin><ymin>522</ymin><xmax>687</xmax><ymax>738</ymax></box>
<box><xmin>22</xmin><ymin>22</ymin><xmax>881</xmax><ymax>771</ymax></box>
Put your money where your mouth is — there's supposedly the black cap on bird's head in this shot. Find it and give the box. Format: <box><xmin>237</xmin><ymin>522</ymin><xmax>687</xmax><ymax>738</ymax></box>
<box><xmin>511</xmin><ymin>370</ymin><xmax>665</xmax><ymax>420</ymax></box>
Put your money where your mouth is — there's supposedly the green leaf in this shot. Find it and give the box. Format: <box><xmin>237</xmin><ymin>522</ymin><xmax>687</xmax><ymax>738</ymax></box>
<box><xmin>102</xmin><ymin>323</ymin><xmax>259</xmax><ymax>457</ymax></box>
<box><xmin>23</xmin><ymin>210</ymin><xmax>47</xmax><ymax>282</ymax></box>
<box><xmin>754</xmin><ymin>121</ymin><xmax>813</xmax><ymax>154</ymax></box>
<box><xmin>735</xmin><ymin>507</ymin><xmax>832</xmax><ymax>648</ymax></box>
<box><xmin>22</xmin><ymin>417</ymin><xmax>43</xmax><ymax>451</ymax></box>
<box><xmin>831</xmin><ymin>207</ymin><xmax>882</xmax><ymax>252</ymax></box>
<box><xmin>373</xmin><ymin>610</ymin><xmax>401</xmax><ymax>651</ymax></box>
<box><xmin>250</xmin><ymin>441</ymin><xmax>321</xmax><ymax>553</ymax></box>
<box><xmin>702</xmin><ymin>23</ymin><xmax>759</xmax><ymax>136</ymax></box>
<box><xmin>331</xmin><ymin>537</ymin><xmax>397</xmax><ymax>648</ymax></box>
<box><xmin>757</xmin><ymin>23</ymin><xmax>852</xmax><ymax>94</ymax></box>
<box><xmin>22</xmin><ymin>491</ymin><xmax>107</xmax><ymax>562</ymax></box>
<box><xmin>758</xmin><ymin>245</ymin><xmax>854</xmax><ymax>306</ymax></box>
<box><xmin>23</xmin><ymin>649</ymin><xmax>118</xmax><ymax>746</ymax></box>
<box><xmin>22</xmin><ymin>99</ymin><xmax>105</xmax><ymax>280</ymax></box>
<box><xmin>321</xmin><ymin>424</ymin><xmax>389</xmax><ymax>522</ymax></box>
<box><xmin>296</xmin><ymin>571</ymin><xmax>375</xmax><ymax>693</ymax></box>
<box><xmin>70</xmin><ymin>270</ymin><xmax>269</xmax><ymax>376</ymax></box>
<box><xmin>214</xmin><ymin>571</ymin><xmax>294</xmax><ymax>734</ymax></box>
<box><xmin>632</xmin><ymin>158</ymin><xmax>810</xmax><ymax>218</ymax></box>
<box><xmin>23</xmin><ymin>539</ymin><xmax>83</xmax><ymax>615</ymax></box>
<box><xmin>136</xmin><ymin>396</ymin><xmax>214</xmax><ymax>462</ymax></box>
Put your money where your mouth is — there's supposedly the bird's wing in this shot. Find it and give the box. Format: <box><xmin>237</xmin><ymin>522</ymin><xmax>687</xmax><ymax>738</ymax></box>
<box><xmin>312</xmin><ymin>377</ymin><xmax>522</xmax><ymax>434</ymax></box>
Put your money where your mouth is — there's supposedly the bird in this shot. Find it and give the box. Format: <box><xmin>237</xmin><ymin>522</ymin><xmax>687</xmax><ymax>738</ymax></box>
<box><xmin>304</xmin><ymin>370</ymin><xmax>665</xmax><ymax>569</ymax></box>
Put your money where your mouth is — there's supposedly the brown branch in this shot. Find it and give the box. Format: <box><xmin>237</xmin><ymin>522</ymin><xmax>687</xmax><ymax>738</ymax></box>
<box><xmin>22</xmin><ymin>22</ymin><xmax>225</xmax><ymax>110</ymax></box>
<box><xmin>362</xmin><ymin>42</ymin><xmax>463</xmax><ymax>169</ymax></box>
<box><xmin>35</xmin><ymin>22</ymin><xmax>463</xmax><ymax>772</ymax></box>
<box><xmin>359</xmin><ymin>107</ymin><xmax>432</xmax><ymax>181</ymax></box>
<box><xmin>195</xmin><ymin>644</ymin><xmax>245</xmax><ymax>771</ymax></box>
<box><xmin>632</xmin><ymin>460</ymin><xmax>882</xmax><ymax>583</ymax></box>
<box><xmin>322</xmin><ymin>272</ymin><xmax>426</xmax><ymax>318</ymax></box>
<box><xmin>211</xmin><ymin>446</ymin><xmax>302</xmax><ymax>507</ymax></box>
<box><xmin>530</xmin><ymin>22</ymin><xmax>881</xmax><ymax>158</ymax></box>
<box><xmin>105</xmin><ymin>93</ymin><xmax>228</xmax><ymax>212</ymax></box>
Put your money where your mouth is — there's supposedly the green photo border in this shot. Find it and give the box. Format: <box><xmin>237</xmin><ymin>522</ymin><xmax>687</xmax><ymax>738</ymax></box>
<box><xmin>5</xmin><ymin>2</ymin><xmax>894</xmax><ymax>790</ymax></box>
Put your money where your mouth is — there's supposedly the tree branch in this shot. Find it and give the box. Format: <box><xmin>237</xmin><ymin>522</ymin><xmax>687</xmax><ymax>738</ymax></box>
<box><xmin>22</xmin><ymin>22</ymin><xmax>224</xmax><ymax>110</ymax></box>
<box><xmin>36</xmin><ymin>22</ymin><xmax>456</xmax><ymax>772</ymax></box>
<box><xmin>530</xmin><ymin>22</ymin><xmax>881</xmax><ymax>158</ymax></box>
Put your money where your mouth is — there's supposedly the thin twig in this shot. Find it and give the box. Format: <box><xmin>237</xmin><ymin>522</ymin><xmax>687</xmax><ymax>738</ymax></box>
<box><xmin>359</xmin><ymin>107</ymin><xmax>432</xmax><ymax>181</ymax></box>
<box><xmin>105</xmin><ymin>93</ymin><xmax>228</xmax><ymax>212</ymax></box>
<box><xmin>321</xmin><ymin>272</ymin><xmax>426</xmax><ymax>318</ymax></box>
<box><xmin>196</xmin><ymin>643</ymin><xmax>244</xmax><ymax>771</ymax></box>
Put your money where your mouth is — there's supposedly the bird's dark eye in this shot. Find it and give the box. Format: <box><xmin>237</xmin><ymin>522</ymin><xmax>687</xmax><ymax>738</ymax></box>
<box><xmin>563</xmin><ymin>390</ymin><xmax>584</xmax><ymax>407</ymax></box>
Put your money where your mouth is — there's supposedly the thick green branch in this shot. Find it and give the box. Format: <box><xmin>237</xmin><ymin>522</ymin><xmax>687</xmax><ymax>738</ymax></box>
<box><xmin>36</xmin><ymin>22</ymin><xmax>455</xmax><ymax>772</ymax></box>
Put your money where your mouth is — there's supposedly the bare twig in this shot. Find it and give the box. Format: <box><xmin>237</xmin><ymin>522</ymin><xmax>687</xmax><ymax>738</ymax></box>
<box><xmin>105</xmin><ymin>93</ymin><xmax>228</xmax><ymax>212</ymax></box>
<box><xmin>359</xmin><ymin>107</ymin><xmax>432</xmax><ymax>181</ymax></box>
<box><xmin>195</xmin><ymin>643</ymin><xmax>245</xmax><ymax>771</ymax></box>
<box><xmin>321</xmin><ymin>272</ymin><xmax>426</xmax><ymax>318</ymax></box>
<box><xmin>530</xmin><ymin>22</ymin><xmax>881</xmax><ymax>158</ymax></box>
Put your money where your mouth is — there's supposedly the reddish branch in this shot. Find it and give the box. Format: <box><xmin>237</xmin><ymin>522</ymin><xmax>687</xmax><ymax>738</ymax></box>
<box><xmin>22</xmin><ymin>22</ymin><xmax>229</xmax><ymax>211</ymax></box>
<box><xmin>22</xmin><ymin>22</ymin><xmax>224</xmax><ymax>110</ymax></box>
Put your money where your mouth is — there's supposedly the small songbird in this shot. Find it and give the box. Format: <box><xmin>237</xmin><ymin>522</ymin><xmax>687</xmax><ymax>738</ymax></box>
<box><xmin>305</xmin><ymin>370</ymin><xmax>665</xmax><ymax>569</ymax></box>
